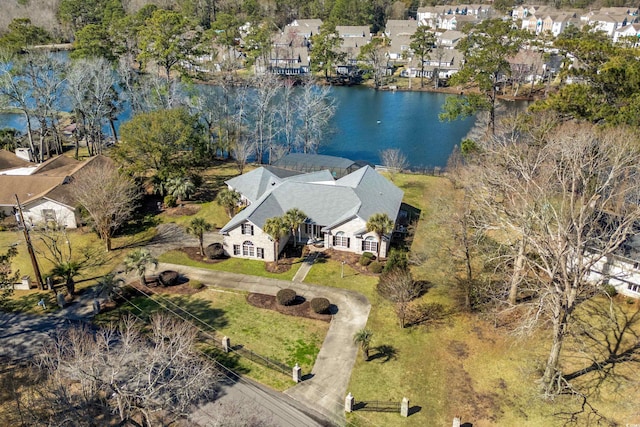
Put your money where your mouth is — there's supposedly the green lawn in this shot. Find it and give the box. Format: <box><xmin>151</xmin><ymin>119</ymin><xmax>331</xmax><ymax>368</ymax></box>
<box><xmin>158</xmin><ymin>162</ymin><xmax>247</xmax><ymax>229</ymax></box>
<box><xmin>159</xmin><ymin>250</ymin><xmax>300</xmax><ymax>281</ymax></box>
<box><xmin>4</xmin><ymin>225</ymin><xmax>154</xmax><ymax>314</ymax></box>
<box><xmin>98</xmin><ymin>287</ymin><xmax>329</xmax><ymax>391</ymax></box>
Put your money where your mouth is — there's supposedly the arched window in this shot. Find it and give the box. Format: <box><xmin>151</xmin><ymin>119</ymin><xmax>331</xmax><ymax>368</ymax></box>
<box><xmin>362</xmin><ymin>236</ymin><xmax>378</xmax><ymax>253</ymax></box>
<box><xmin>333</xmin><ymin>231</ymin><xmax>349</xmax><ymax>247</ymax></box>
<box><xmin>242</xmin><ymin>240</ymin><xmax>255</xmax><ymax>257</ymax></box>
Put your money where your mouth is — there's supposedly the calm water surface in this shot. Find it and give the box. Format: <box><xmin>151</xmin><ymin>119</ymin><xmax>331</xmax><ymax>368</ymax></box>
<box><xmin>0</xmin><ymin>83</ymin><xmax>474</xmax><ymax>169</ymax></box>
<box><xmin>324</xmin><ymin>86</ymin><xmax>474</xmax><ymax>168</ymax></box>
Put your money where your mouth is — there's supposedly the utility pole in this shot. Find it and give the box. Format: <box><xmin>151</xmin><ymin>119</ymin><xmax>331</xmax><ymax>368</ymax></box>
<box><xmin>14</xmin><ymin>194</ymin><xmax>43</xmax><ymax>290</ymax></box>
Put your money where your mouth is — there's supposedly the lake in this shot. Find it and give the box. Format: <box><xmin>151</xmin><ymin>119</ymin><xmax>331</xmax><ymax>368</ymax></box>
<box><xmin>324</xmin><ymin>86</ymin><xmax>474</xmax><ymax>169</ymax></box>
<box><xmin>0</xmin><ymin>83</ymin><xmax>475</xmax><ymax>169</ymax></box>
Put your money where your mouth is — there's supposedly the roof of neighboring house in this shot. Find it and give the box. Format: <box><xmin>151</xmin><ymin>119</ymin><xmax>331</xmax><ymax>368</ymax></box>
<box><xmin>220</xmin><ymin>165</ymin><xmax>404</xmax><ymax>234</ymax></box>
<box><xmin>0</xmin><ymin>150</ymin><xmax>32</xmax><ymax>172</ymax></box>
<box><xmin>0</xmin><ymin>154</ymin><xmax>111</xmax><ymax>208</ymax></box>
<box><xmin>438</xmin><ymin>30</ymin><xmax>464</xmax><ymax>44</ymax></box>
<box><xmin>508</xmin><ymin>49</ymin><xmax>544</xmax><ymax>67</ymax></box>
<box><xmin>336</xmin><ymin>26</ymin><xmax>370</xmax><ymax>38</ymax></box>
<box><xmin>0</xmin><ymin>175</ymin><xmax>66</xmax><ymax>207</ymax></box>
<box><xmin>616</xmin><ymin>23</ymin><xmax>640</xmax><ymax>33</ymax></box>
<box><xmin>385</xmin><ymin>20</ymin><xmax>418</xmax><ymax>37</ymax></box>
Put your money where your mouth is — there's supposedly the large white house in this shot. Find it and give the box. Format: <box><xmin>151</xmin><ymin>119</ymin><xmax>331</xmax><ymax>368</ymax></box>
<box><xmin>220</xmin><ymin>157</ymin><xmax>404</xmax><ymax>262</ymax></box>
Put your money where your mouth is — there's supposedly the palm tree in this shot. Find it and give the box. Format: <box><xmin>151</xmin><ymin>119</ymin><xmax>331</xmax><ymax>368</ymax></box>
<box><xmin>51</xmin><ymin>261</ymin><xmax>82</xmax><ymax>295</ymax></box>
<box><xmin>124</xmin><ymin>248</ymin><xmax>158</xmax><ymax>285</ymax></box>
<box><xmin>216</xmin><ymin>188</ymin><xmax>241</xmax><ymax>218</ymax></box>
<box><xmin>262</xmin><ymin>216</ymin><xmax>288</xmax><ymax>264</ymax></box>
<box><xmin>165</xmin><ymin>176</ymin><xmax>196</xmax><ymax>202</ymax></box>
<box><xmin>186</xmin><ymin>217</ymin><xmax>213</xmax><ymax>255</ymax></box>
<box><xmin>366</xmin><ymin>213</ymin><xmax>394</xmax><ymax>260</ymax></box>
<box><xmin>95</xmin><ymin>273</ymin><xmax>124</xmax><ymax>302</ymax></box>
<box><xmin>284</xmin><ymin>208</ymin><xmax>307</xmax><ymax>247</ymax></box>
<box><xmin>353</xmin><ymin>328</ymin><xmax>373</xmax><ymax>361</ymax></box>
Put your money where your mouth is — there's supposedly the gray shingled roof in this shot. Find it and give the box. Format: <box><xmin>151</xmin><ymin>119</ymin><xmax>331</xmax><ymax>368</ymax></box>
<box><xmin>220</xmin><ymin>165</ymin><xmax>404</xmax><ymax>234</ymax></box>
<box><xmin>225</xmin><ymin>168</ymin><xmax>283</xmax><ymax>204</ymax></box>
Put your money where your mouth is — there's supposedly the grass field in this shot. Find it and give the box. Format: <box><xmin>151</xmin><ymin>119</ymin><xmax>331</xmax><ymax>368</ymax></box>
<box><xmin>304</xmin><ymin>172</ymin><xmax>640</xmax><ymax>427</ymax></box>
<box><xmin>159</xmin><ymin>250</ymin><xmax>300</xmax><ymax>281</ymax></box>
<box><xmin>3</xmin><ymin>224</ymin><xmax>155</xmax><ymax>314</ymax></box>
<box><xmin>97</xmin><ymin>287</ymin><xmax>329</xmax><ymax>391</ymax></box>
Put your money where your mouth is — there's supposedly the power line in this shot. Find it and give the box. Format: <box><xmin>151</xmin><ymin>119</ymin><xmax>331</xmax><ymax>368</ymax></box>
<box><xmin>123</xmin><ymin>284</ymin><xmax>385</xmax><ymax>427</ymax></box>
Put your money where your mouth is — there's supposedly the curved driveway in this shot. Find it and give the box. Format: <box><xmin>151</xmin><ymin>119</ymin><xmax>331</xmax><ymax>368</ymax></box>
<box><xmin>151</xmin><ymin>262</ymin><xmax>371</xmax><ymax>426</ymax></box>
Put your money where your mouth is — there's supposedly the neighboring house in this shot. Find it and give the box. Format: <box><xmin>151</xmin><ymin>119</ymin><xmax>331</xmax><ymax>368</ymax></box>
<box><xmin>588</xmin><ymin>234</ymin><xmax>640</xmax><ymax>299</ymax></box>
<box><xmin>336</xmin><ymin>25</ymin><xmax>371</xmax><ymax>65</ymax></box>
<box><xmin>384</xmin><ymin>20</ymin><xmax>420</xmax><ymax>61</ymax></box>
<box><xmin>586</xmin><ymin>13</ymin><xmax>628</xmax><ymax>37</ymax></box>
<box><xmin>438</xmin><ymin>14</ymin><xmax>478</xmax><ymax>31</ymax></box>
<box><xmin>220</xmin><ymin>156</ymin><xmax>404</xmax><ymax>262</ymax></box>
<box><xmin>388</xmin><ymin>33</ymin><xmax>412</xmax><ymax>61</ymax></box>
<box><xmin>512</xmin><ymin>5</ymin><xmax>554</xmax><ymax>21</ymax></box>
<box><xmin>508</xmin><ymin>49</ymin><xmax>545</xmax><ymax>84</ymax></box>
<box><xmin>614</xmin><ymin>23</ymin><xmax>640</xmax><ymax>44</ymax></box>
<box><xmin>269</xmin><ymin>19</ymin><xmax>322</xmax><ymax>75</ymax></box>
<box><xmin>384</xmin><ymin>19</ymin><xmax>418</xmax><ymax>39</ymax></box>
<box><xmin>438</xmin><ymin>30</ymin><xmax>464</xmax><ymax>48</ymax></box>
<box><xmin>0</xmin><ymin>151</ymin><xmax>107</xmax><ymax>229</ymax></box>
<box><xmin>402</xmin><ymin>48</ymin><xmax>463</xmax><ymax>79</ymax></box>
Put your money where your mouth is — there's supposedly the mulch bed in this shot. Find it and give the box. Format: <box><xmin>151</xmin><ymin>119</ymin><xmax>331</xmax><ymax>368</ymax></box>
<box><xmin>162</xmin><ymin>204</ymin><xmax>201</xmax><ymax>217</ymax></box>
<box><xmin>179</xmin><ymin>246</ymin><xmax>306</xmax><ymax>274</ymax></box>
<box><xmin>246</xmin><ymin>293</ymin><xmax>332</xmax><ymax>322</ymax></box>
<box><xmin>320</xmin><ymin>249</ymin><xmax>378</xmax><ymax>276</ymax></box>
<box><xmin>180</xmin><ymin>247</ymin><xmax>227</xmax><ymax>264</ymax></box>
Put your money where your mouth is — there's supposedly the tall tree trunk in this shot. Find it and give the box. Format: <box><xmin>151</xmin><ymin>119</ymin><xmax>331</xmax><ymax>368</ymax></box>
<box><xmin>109</xmin><ymin>118</ymin><xmax>118</xmax><ymax>143</ymax></box>
<box><xmin>541</xmin><ymin>303</ymin><xmax>568</xmax><ymax>396</ymax></box>
<box><xmin>509</xmin><ymin>239</ymin><xmax>526</xmax><ymax>305</ymax></box>
<box><xmin>23</xmin><ymin>112</ymin><xmax>36</xmax><ymax>156</ymax></box>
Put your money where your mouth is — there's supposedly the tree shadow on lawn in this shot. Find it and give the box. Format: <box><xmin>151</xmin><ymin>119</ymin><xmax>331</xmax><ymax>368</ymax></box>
<box><xmin>368</xmin><ymin>344</ymin><xmax>398</xmax><ymax>363</ymax></box>
<box><xmin>163</xmin><ymin>295</ymin><xmax>229</xmax><ymax>331</ymax></box>
<box><xmin>201</xmin><ymin>345</ymin><xmax>248</xmax><ymax>380</ymax></box>
<box><xmin>5</xmin><ymin>291</ymin><xmax>57</xmax><ymax>313</ymax></box>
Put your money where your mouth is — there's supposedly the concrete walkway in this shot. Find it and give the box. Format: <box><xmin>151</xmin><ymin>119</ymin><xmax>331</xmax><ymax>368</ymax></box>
<box><xmin>150</xmin><ymin>262</ymin><xmax>371</xmax><ymax>426</ymax></box>
<box><xmin>292</xmin><ymin>250</ymin><xmax>321</xmax><ymax>282</ymax></box>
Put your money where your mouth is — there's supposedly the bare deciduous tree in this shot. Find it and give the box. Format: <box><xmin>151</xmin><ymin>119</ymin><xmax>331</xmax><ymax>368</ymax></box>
<box><xmin>295</xmin><ymin>78</ymin><xmax>336</xmax><ymax>154</ymax></box>
<box><xmin>70</xmin><ymin>157</ymin><xmax>139</xmax><ymax>251</ymax></box>
<box><xmin>380</xmin><ymin>148</ymin><xmax>408</xmax><ymax>181</ymax></box>
<box><xmin>37</xmin><ymin>313</ymin><xmax>219</xmax><ymax>427</ymax></box>
<box><xmin>377</xmin><ymin>269</ymin><xmax>423</xmax><ymax>328</ymax></box>
<box><xmin>67</xmin><ymin>57</ymin><xmax>120</xmax><ymax>158</ymax></box>
<box><xmin>464</xmin><ymin>119</ymin><xmax>640</xmax><ymax>397</ymax></box>
<box><xmin>250</xmin><ymin>73</ymin><xmax>281</xmax><ymax>164</ymax></box>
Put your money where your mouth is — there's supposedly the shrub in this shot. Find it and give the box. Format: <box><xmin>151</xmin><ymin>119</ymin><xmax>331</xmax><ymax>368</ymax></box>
<box><xmin>310</xmin><ymin>297</ymin><xmax>330</xmax><ymax>314</ymax></box>
<box><xmin>276</xmin><ymin>288</ymin><xmax>297</xmax><ymax>306</ymax></box>
<box><xmin>369</xmin><ymin>261</ymin><xmax>383</xmax><ymax>274</ymax></box>
<box><xmin>603</xmin><ymin>284</ymin><xmax>617</xmax><ymax>297</ymax></box>
<box><xmin>362</xmin><ymin>252</ymin><xmax>374</xmax><ymax>260</ymax></box>
<box><xmin>189</xmin><ymin>280</ymin><xmax>204</xmax><ymax>290</ymax></box>
<box><xmin>359</xmin><ymin>255</ymin><xmax>373</xmax><ymax>266</ymax></box>
<box><xmin>204</xmin><ymin>243</ymin><xmax>225</xmax><ymax>259</ymax></box>
<box><xmin>384</xmin><ymin>248</ymin><xmax>408</xmax><ymax>272</ymax></box>
<box><xmin>164</xmin><ymin>194</ymin><xmax>177</xmax><ymax>208</ymax></box>
<box><xmin>158</xmin><ymin>270</ymin><xmax>179</xmax><ymax>286</ymax></box>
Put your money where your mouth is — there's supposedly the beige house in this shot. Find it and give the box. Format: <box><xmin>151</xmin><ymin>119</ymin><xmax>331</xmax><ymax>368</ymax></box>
<box><xmin>0</xmin><ymin>151</ymin><xmax>109</xmax><ymax>229</ymax></box>
<box><xmin>220</xmin><ymin>156</ymin><xmax>404</xmax><ymax>262</ymax></box>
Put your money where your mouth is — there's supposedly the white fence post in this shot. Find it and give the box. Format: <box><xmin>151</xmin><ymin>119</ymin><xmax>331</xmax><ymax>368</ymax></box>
<box><xmin>345</xmin><ymin>392</ymin><xmax>354</xmax><ymax>413</ymax></box>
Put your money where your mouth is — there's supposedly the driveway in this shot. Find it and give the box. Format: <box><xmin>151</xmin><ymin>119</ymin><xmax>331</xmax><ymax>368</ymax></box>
<box><xmin>151</xmin><ymin>262</ymin><xmax>371</xmax><ymax>426</ymax></box>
